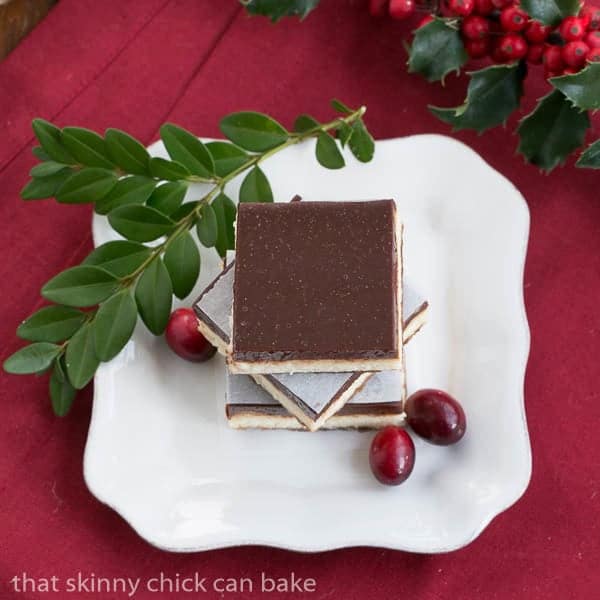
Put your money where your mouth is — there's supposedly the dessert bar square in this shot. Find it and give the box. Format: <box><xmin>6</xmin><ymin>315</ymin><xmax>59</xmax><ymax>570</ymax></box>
<box><xmin>229</xmin><ymin>200</ymin><xmax>403</xmax><ymax>374</ymax></box>
<box><xmin>193</xmin><ymin>262</ymin><xmax>427</xmax><ymax>431</ymax></box>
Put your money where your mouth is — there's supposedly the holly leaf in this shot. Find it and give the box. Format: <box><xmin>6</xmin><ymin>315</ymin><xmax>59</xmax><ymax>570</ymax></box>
<box><xmin>164</xmin><ymin>231</ymin><xmax>201</xmax><ymax>299</ymax></box>
<box><xmin>315</xmin><ymin>133</ymin><xmax>345</xmax><ymax>169</ymax></box>
<box><xmin>17</xmin><ymin>305</ymin><xmax>86</xmax><ymax>342</ymax></box>
<box><xmin>550</xmin><ymin>63</ymin><xmax>600</xmax><ymax>111</ymax></box>
<box><xmin>65</xmin><ymin>322</ymin><xmax>98</xmax><ymax>389</ymax></box>
<box><xmin>520</xmin><ymin>0</ymin><xmax>581</xmax><ymax>26</ymax></box>
<box><xmin>517</xmin><ymin>89</ymin><xmax>590</xmax><ymax>172</ymax></box>
<box><xmin>220</xmin><ymin>112</ymin><xmax>288</xmax><ymax>152</ymax></box>
<box><xmin>408</xmin><ymin>18</ymin><xmax>468</xmax><ymax>83</ymax></box>
<box><xmin>135</xmin><ymin>259</ymin><xmax>172</xmax><ymax>335</ymax></box>
<box><xmin>239</xmin><ymin>165</ymin><xmax>273</xmax><ymax>202</ymax></box>
<box><xmin>242</xmin><ymin>0</ymin><xmax>320</xmax><ymax>21</ymax></box>
<box><xmin>3</xmin><ymin>343</ymin><xmax>61</xmax><ymax>375</ymax></box>
<box><xmin>93</xmin><ymin>290</ymin><xmax>138</xmax><ymax>361</ymax></box>
<box><xmin>429</xmin><ymin>64</ymin><xmax>525</xmax><ymax>133</ymax></box>
<box><xmin>212</xmin><ymin>193</ymin><xmax>237</xmax><ymax>258</ymax></box>
<box><xmin>160</xmin><ymin>124</ymin><xmax>215</xmax><ymax>178</ymax></box>
<box><xmin>83</xmin><ymin>241</ymin><xmax>152</xmax><ymax>277</ymax></box>
<box><xmin>576</xmin><ymin>139</ymin><xmax>600</xmax><ymax>168</ymax></box>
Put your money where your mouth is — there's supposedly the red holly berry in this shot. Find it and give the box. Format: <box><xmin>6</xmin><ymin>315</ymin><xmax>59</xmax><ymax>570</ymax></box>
<box><xmin>562</xmin><ymin>40</ymin><xmax>590</xmax><ymax>67</ymax></box>
<box><xmin>587</xmin><ymin>46</ymin><xmax>600</xmax><ymax>61</ymax></box>
<box><xmin>369</xmin><ymin>0</ymin><xmax>389</xmax><ymax>16</ymax></box>
<box><xmin>562</xmin><ymin>66</ymin><xmax>579</xmax><ymax>74</ymax></box>
<box><xmin>462</xmin><ymin>15</ymin><xmax>491</xmax><ymax>39</ymax></box>
<box><xmin>474</xmin><ymin>0</ymin><xmax>494</xmax><ymax>14</ymax></box>
<box><xmin>465</xmin><ymin>37</ymin><xmax>491</xmax><ymax>57</ymax></box>
<box><xmin>581</xmin><ymin>5</ymin><xmax>600</xmax><ymax>30</ymax></box>
<box><xmin>543</xmin><ymin>44</ymin><xmax>564</xmax><ymax>71</ymax></box>
<box><xmin>416</xmin><ymin>14</ymin><xmax>435</xmax><ymax>28</ymax></box>
<box><xmin>496</xmin><ymin>33</ymin><xmax>528</xmax><ymax>60</ymax></box>
<box><xmin>585</xmin><ymin>30</ymin><xmax>600</xmax><ymax>48</ymax></box>
<box><xmin>491</xmin><ymin>0</ymin><xmax>513</xmax><ymax>8</ymax></box>
<box><xmin>447</xmin><ymin>0</ymin><xmax>475</xmax><ymax>17</ymax></box>
<box><xmin>389</xmin><ymin>0</ymin><xmax>415</xmax><ymax>19</ymax></box>
<box><xmin>559</xmin><ymin>16</ymin><xmax>586</xmax><ymax>41</ymax></box>
<box><xmin>527</xmin><ymin>43</ymin><xmax>545</xmax><ymax>63</ymax></box>
<box><xmin>525</xmin><ymin>20</ymin><xmax>551</xmax><ymax>43</ymax></box>
<box><xmin>500</xmin><ymin>6</ymin><xmax>529</xmax><ymax>31</ymax></box>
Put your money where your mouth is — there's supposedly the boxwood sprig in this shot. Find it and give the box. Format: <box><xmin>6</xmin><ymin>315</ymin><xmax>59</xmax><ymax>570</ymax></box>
<box><xmin>4</xmin><ymin>100</ymin><xmax>375</xmax><ymax>416</ymax></box>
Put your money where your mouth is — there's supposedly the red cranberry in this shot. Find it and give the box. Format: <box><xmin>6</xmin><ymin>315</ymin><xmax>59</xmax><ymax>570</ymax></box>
<box><xmin>491</xmin><ymin>0</ymin><xmax>514</xmax><ymax>8</ymax></box>
<box><xmin>562</xmin><ymin>40</ymin><xmax>590</xmax><ymax>67</ymax></box>
<box><xmin>474</xmin><ymin>0</ymin><xmax>495</xmax><ymax>15</ymax></box>
<box><xmin>369</xmin><ymin>0</ymin><xmax>389</xmax><ymax>16</ymax></box>
<box><xmin>447</xmin><ymin>0</ymin><xmax>475</xmax><ymax>16</ymax></box>
<box><xmin>559</xmin><ymin>16</ymin><xmax>586</xmax><ymax>41</ymax></box>
<box><xmin>581</xmin><ymin>5</ymin><xmax>600</xmax><ymax>30</ymax></box>
<box><xmin>369</xmin><ymin>426</ymin><xmax>415</xmax><ymax>485</ymax></box>
<box><xmin>543</xmin><ymin>44</ymin><xmax>564</xmax><ymax>71</ymax></box>
<box><xmin>525</xmin><ymin>20</ymin><xmax>551</xmax><ymax>43</ymax></box>
<box><xmin>405</xmin><ymin>389</ymin><xmax>466</xmax><ymax>446</ymax></box>
<box><xmin>466</xmin><ymin>37</ymin><xmax>491</xmax><ymax>57</ymax></box>
<box><xmin>165</xmin><ymin>308</ymin><xmax>217</xmax><ymax>362</ymax></box>
<box><xmin>585</xmin><ymin>30</ymin><xmax>600</xmax><ymax>48</ymax></box>
<box><xmin>496</xmin><ymin>33</ymin><xmax>528</xmax><ymax>60</ymax></box>
<box><xmin>527</xmin><ymin>43</ymin><xmax>545</xmax><ymax>63</ymax></box>
<box><xmin>389</xmin><ymin>0</ymin><xmax>415</xmax><ymax>19</ymax></box>
<box><xmin>588</xmin><ymin>46</ymin><xmax>600</xmax><ymax>60</ymax></box>
<box><xmin>500</xmin><ymin>6</ymin><xmax>529</xmax><ymax>32</ymax></box>
<box><xmin>462</xmin><ymin>15</ymin><xmax>491</xmax><ymax>39</ymax></box>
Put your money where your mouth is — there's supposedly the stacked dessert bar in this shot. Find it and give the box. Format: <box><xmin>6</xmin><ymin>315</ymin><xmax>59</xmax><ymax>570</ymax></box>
<box><xmin>193</xmin><ymin>198</ymin><xmax>428</xmax><ymax>431</ymax></box>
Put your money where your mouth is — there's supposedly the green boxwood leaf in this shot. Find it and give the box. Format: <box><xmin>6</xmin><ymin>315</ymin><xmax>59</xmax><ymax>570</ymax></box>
<box><xmin>62</xmin><ymin>127</ymin><xmax>114</xmax><ymax>169</ymax></box>
<box><xmin>196</xmin><ymin>203</ymin><xmax>218</xmax><ymax>247</ymax></box>
<box><xmin>160</xmin><ymin>124</ymin><xmax>214</xmax><ymax>178</ymax></box>
<box><xmin>315</xmin><ymin>133</ymin><xmax>345</xmax><ymax>169</ymax></box>
<box><xmin>17</xmin><ymin>305</ymin><xmax>86</xmax><ymax>342</ymax></box>
<box><xmin>30</xmin><ymin>161</ymin><xmax>69</xmax><ymax>178</ymax></box>
<box><xmin>293</xmin><ymin>114</ymin><xmax>319</xmax><ymax>133</ymax></box>
<box><xmin>94</xmin><ymin>175</ymin><xmax>157</xmax><ymax>215</ymax></box>
<box><xmin>170</xmin><ymin>201</ymin><xmax>199</xmax><ymax>221</ymax></box>
<box><xmin>105</xmin><ymin>128</ymin><xmax>150</xmax><ymax>175</ymax></box>
<box><xmin>243</xmin><ymin>0</ymin><xmax>320</xmax><ymax>21</ymax></box>
<box><xmin>65</xmin><ymin>322</ymin><xmax>99</xmax><ymax>389</ymax></box>
<box><xmin>32</xmin><ymin>146</ymin><xmax>51</xmax><ymax>161</ymax></box>
<box><xmin>164</xmin><ymin>232</ymin><xmax>201</xmax><ymax>299</ymax></box>
<box><xmin>31</xmin><ymin>119</ymin><xmax>75</xmax><ymax>164</ymax></box>
<box><xmin>21</xmin><ymin>170</ymin><xmax>72</xmax><ymax>200</ymax></box>
<box><xmin>56</xmin><ymin>168</ymin><xmax>118</xmax><ymax>204</ymax></box>
<box><xmin>348</xmin><ymin>120</ymin><xmax>375</xmax><ymax>163</ymax></box>
<box><xmin>49</xmin><ymin>362</ymin><xmax>76</xmax><ymax>416</ymax></box>
<box><xmin>42</xmin><ymin>266</ymin><xmax>119</xmax><ymax>307</ymax></box>
<box><xmin>3</xmin><ymin>343</ymin><xmax>61</xmax><ymax>375</ymax></box>
<box><xmin>212</xmin><ymin>193</ymin><xmax>237</xmax><ymax>258</ymax></box>
<box><xmin>220</xmin><ymin>112</ymin><xmax>288</xmax><ymax>152</ymax></box>
<box><xmin>135</xmin><ymin>259</ymin><xmax>172</xmax><ymax>335</ymax></box>
<box><xmin>108</xmin><ymin>205</ymin><xmax>174</xmax><ymax>242</ymax></box>
<box><xmin>550</xmin><ymin>63</ymin><xmax>600</xmax><ymax>111</ymax></box>
<box><xmin>239</xmin><ymin>165</ymin><xmax>273</xmax><ymax>202</ymax></box>
<box><xmin>408</xmin><ymin>18</ymin><xmax>468</xmax><ymax>83</ymax></box>
<box><xmin>83</xmin><ymin>241</ymin><xmax>151</xmax><ymax>277</ymax></box>
<box><xmin>205</xmin><ymin>142</ymin><xmax>250</xmax><ymax>177</ymax></box>
<box><xmin>576</xmin><ymin>139</ymin><xmax>600</xmax><ymax>168</ymax></box>
<box><xmin>147</xmin><ymin>181</ymin><xmax>188</xmax><ymax>215</ymax></box>
<box><xmin>520</xmin><ymin>0</ymin><xmax>580</xmax><ymax>26</ymax></box>
<box><xmin>517</xmin><ymin>89</ymin><xmax>590</xmax><ymax>172</ymax></box>
<box><xmin>149</xmin><ymin>157</ymin><xmax>191</xmax><ymax>181</ymax></box>
<box><xmin>93</xmin><ymin>290</ymin><xmax>138</xmax><ymax>361</ymax></box>
<box><xmin>430</xmin><ymin>64</ymin><xmax>525</xmax><ymax>133</ymax></box>
<box><xmin>331</xmin><ymin>98</ymin><xmax>352</xmax><ymax>114</ymax></box>
<box><xmin>336</xmin><ymin>122</ymin><xmax>353</xmax><ymax>147</ymax></box>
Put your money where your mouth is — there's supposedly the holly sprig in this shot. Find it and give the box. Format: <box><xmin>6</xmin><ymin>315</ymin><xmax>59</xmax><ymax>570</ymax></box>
<box><xmin>3</xmin><ymin>101</ymin><xmax>374</xmax><ymax>416</ymax></box>
<box><xmin>241</xmin><ymin>0</ymin><xmax>320</xmax><ymax>21</ymax></box>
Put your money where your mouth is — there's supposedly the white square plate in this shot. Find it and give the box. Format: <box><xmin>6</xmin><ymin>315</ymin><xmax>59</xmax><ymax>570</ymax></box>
<box><xmin>85</xmin><ymin>135</ymin><xmax>531</xmax><ymax>553</ymax></box>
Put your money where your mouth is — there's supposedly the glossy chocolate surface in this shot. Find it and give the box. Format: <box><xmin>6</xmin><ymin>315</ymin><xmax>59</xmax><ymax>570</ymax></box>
<box><xmin>232</xmin><ymin>200</ymin><xmax>399</xmax><ymax>361</ymax></box>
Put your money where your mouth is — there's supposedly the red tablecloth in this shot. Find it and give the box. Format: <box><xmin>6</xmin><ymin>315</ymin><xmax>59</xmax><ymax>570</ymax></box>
<box><xmin>1</xmin><ymin>1</ymin><xmax>599</xmax><ymax>599</ymax></box>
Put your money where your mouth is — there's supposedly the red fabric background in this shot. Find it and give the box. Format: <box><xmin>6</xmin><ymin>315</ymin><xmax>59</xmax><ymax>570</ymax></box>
<box><xmin>1</xmin><ymin>1</ymin><xmax>599</xmax><ymax>599</ymax></box>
